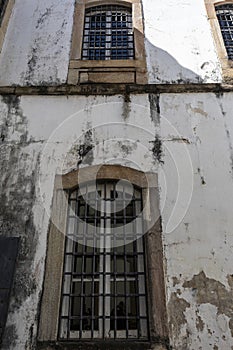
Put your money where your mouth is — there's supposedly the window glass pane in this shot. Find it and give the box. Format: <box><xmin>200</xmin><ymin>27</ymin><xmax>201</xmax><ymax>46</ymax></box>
<box><xmin>73</xmin><ymin>257</ymin><xmax>82</xmax><ymax>274</ymax></box>
<box><xmin>84</xmin><ymin>257</ymin><xmax>93</xmax><ymax>274</ymax></box>
<box><xmin>140</xmin><ymin>319</ymin><xmax>148</xmax><ymax>338</ymax></box>
<box><xmin>71</xmin><ymin>296</ymin><xmax>81</xmax><ymax>317</ymax></box>
<box><xmin>126</xmin><ymin>256</ymin><xmax>135</xmax><ymax>273</ymax></box>
<box><xmin>125</xmin><ymin>241</ymin><xmax>134</xmax><ymax>253</ymax></box>
<box><xmin>64</xmin><ymin>255</ymin><xmax>73</xmax><ymax>273</ymax></box>
<box><xmin>73</xmin><ymin>282</ymin><xmax>82</xmax><ymax>295</ymax></box>
<box><xmin>61</xmin><ymin>296</ymin><xmax>69</xmax><ymax>317</ymax></box>
<box><xmin>126</xmin><ymin>280</ymin><xmax>137</xmax><ymax>295</ymax></box>
<box><xmin>74</xmin><ymin>241</ymin><xmax>84</xmax><ymax>254</ymax></box>
<box><xmin>115</xmin><ymin>256</ymin><xmax>125</xmax><ymax>273</ymax></box>
<box><xmin>117</xmin><ymin>281</ymin><xmax>125</xmax><ymax>295</ymax></box>
<box><xmin>128</xmin><ymin>296</ymin><xmax>137</xmax><ymax>316</ymax></box>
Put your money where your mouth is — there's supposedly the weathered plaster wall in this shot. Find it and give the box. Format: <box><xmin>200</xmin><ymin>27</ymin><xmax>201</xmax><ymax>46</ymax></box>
<box><xmin>1</xmin><ymin>92</ymin><xmax>233</xmax><ymax>349</ymax></box>
<box><xmin>142</xmin><ymin>0</ymin><xmax>222</xmax><ymax>83</ymax></box>
<box><xmin>0</xmin><ymin>0</ymin><xmax>75</xmax><ymax>86</ymax></box>
<box><xmin>159</xmin><ymin>92</ymin><xmax>233</xmax><ymax>349</ymax></box>
<box><xmin>0</xmin><ymin>93</ymin><xmax>160</xmax><ymax>350</ymax></box>
<box><xmin>0</xmin><ymin>0</ymin><xmax>223</xmax><ymax>86</ymax></box>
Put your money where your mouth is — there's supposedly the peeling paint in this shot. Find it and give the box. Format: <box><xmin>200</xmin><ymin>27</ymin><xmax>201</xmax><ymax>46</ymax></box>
<box><xmin>168</xmin><ymin>293</ymin><xmax>190</xmax><ymax>341</ymax></box>
<box><xmin>196</xmin><ymin>314</ymin><xmax>204</xmax><ymax>332</ymax></box>
<box><xmin>183</xmin><ymin>271</ymin><xmax>233</xmax><ymax>340</ymax></box>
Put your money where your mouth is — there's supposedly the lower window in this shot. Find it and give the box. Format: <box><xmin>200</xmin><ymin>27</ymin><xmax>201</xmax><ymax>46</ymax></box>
<box><xmin>59</xmin><ymin>180</ymin><xmax>149</xmax><ymax>340</ymax></box>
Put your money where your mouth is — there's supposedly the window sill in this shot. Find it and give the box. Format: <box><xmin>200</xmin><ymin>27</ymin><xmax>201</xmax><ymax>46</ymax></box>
<box><xmin>37</xmin><ymin>340</ymin><xmax>168</xmax><ymax>350</ymax></box>
<box><xmin>68</xmin><ymin>59</ymin><xmax>147</xmax><ymax>84</ymax></box>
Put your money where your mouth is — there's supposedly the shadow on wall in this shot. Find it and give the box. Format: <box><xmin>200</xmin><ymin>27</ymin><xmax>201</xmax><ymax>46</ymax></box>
<box><xmin>144</xmin><ymin>36</ymin><xmax>219</xmax><ymax>84</ymax></box>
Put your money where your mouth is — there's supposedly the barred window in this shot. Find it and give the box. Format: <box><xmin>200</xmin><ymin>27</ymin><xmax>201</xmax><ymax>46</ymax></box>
<box><xmin>59</xmin><ymin>180</ymin><xmax>149</xmax><ymax>341</ymax></box>
<box><xmin>216</xmin><ymin>4</ymin><xmax>233</xmax><ymax>60</ymax></box>
<box><xmin>0</xmin><ymin>0</ymin><xmax>8</xmax><ymax>25</ymax></box>
<box><xmin>82</xmin><ymin>5</ymin><xmax>134</xmax><ymax>60</ymax></box>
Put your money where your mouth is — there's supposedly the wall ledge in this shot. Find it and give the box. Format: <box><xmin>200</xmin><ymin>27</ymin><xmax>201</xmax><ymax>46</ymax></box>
<box><xmin>0</xmin><ymin>83</ymin><xmax>232</xmax><ymax>96</ymax></box>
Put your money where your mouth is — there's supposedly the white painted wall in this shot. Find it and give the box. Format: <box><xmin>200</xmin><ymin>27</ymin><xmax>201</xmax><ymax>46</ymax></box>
<box><xmin>143</xmin><ymin>0</ymin><xmax>222</xmax><ymax>83</ymax></box>
<box><xmin>160</xmin><ymin>92</ymin><xmax>233</xmax><ymax>348</ymax></box>
<box><xmin>0</xmin><ymin>0</ymin><xmax>75</xmax><ymax>86</ymax></box>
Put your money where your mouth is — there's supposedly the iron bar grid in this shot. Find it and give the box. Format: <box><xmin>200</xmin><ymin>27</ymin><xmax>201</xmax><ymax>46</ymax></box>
<box><xmin>59</xmin><ymin>181</ymin><xmax>149</xmax><ymax>341</ymax></box>
<box><xmin>216</xmin><ymin>4</ymin><xmax>233</xmax><ymax>60</ymax></box>
<box><xmin>82</xmin><ymin>5</ymin><xmax>134</xmax><ymax>60</ymax></box>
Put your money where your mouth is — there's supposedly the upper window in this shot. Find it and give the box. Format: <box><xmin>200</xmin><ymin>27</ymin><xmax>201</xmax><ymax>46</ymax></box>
<box><xmin>82</xmin><ymin>5</ymin><xmax>134</xmax><ymax>60</ymax></box>
<box><xmin>59</xmin><ymin>180</ymin><xmax>149</xmax><ymax>340</ymax></box>
<box><xmin>204</xmin><ymin>0</ymin><xmax>233</xmax><ymax>80</ymax></box>
<box><xmin>216</xmin><ymin>4</ymin><xmax>233</xmax><ymax>60</ymax></box>
<box><xmin>68</xmin><ymin>0</ymin><xmax>147</xmax><ymax>84</ymax></box>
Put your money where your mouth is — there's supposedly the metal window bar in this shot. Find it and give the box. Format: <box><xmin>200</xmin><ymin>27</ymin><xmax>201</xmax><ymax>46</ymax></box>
<box><xmin>216</xmin><ymin>4</ymin><xmax>233</xmax><ymax>60</ymax></box>
<box><xmin>0</xmin><ymin>0</ymin><xmax>8</xmax><ymax>25</ymax></box>
<box><xmin>82</xmin><ymin>5</ymin><xmax>134</xmax><ymax>60</ymax></box>
<box><xmin>59</xmin><ymin>181</ymin><xmax>149</xmax><ymax>340</ymax></box>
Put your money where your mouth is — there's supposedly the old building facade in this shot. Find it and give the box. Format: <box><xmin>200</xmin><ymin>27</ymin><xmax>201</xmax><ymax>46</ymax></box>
<box><xmin>0</xmin><ymin>0</ymin><xmax>233</xmax><ymax>349</ymax></box>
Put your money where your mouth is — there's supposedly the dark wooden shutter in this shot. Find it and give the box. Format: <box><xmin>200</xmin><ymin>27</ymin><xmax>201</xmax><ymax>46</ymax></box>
<box><xmin>0</xmin><ymin>237</ymin><xmax>19</xmax><ymax>343</ymax></box>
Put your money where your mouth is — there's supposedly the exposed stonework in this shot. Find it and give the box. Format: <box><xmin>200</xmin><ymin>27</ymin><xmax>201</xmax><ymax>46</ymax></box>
<box><xmin>168</xmin><ymin>293</ymin><xmax>191</xmax><ymax>344</ymax></box>
<box><xmin>183</xmin><ymin>271</ymin><xmax>233</xmax><ymax>335</ymax></box>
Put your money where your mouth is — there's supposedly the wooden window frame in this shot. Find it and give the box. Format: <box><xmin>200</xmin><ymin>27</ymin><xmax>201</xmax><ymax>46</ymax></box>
<box><xmin>68</xmin><ymin>0</ymin><xmax>147</xmax><ymax>85</ymax></box>
<box><xmin>205</xmin><ymin>0</ymin><xmax>233</xmax><ymax>81</ymax></box>
<box><xmin>38</xmin><ymin>165</ymin><xmax>169</xmax><ymax>350</ymax></box>
<box><xmin>0</xmin><ymin>0</ymin><xmax>14</xmax><ymax>53</ymax></box>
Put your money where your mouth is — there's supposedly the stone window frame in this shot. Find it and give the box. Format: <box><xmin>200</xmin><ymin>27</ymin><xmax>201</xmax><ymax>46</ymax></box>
<box><xmin>0</xmin><ymin>0</ymin><xmax>14</xmax><ymax>53</ymax></box>
<box><xmin>38</xmin><ymin>165</ymin><xmax>169</xmax><ymax>350</ymax></box>
<box><xmin>205</xmin><ymin>0</ymin><xmax>233</xmax><ymax>81</ymax></box>
<box><xmin>67</xmin><ymin>0</ymin><xmax>148</xmax><ymax>85</ymax></box>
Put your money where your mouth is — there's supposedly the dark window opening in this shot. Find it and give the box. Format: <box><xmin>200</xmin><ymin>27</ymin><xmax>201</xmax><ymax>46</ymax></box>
<box><xmin>216</xmin><ymin>4</ymin><xmax>233</xmax><ymax>60</ymax></box>
<box><xmin>82</xmin><ymin>5</ymin><xmax>134</xmax><ymax>60</ymax></box>
<box><xmin>59</xmin><ymin>181</ymin><xmax>149</xmax><ymax>340</ymax></box>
